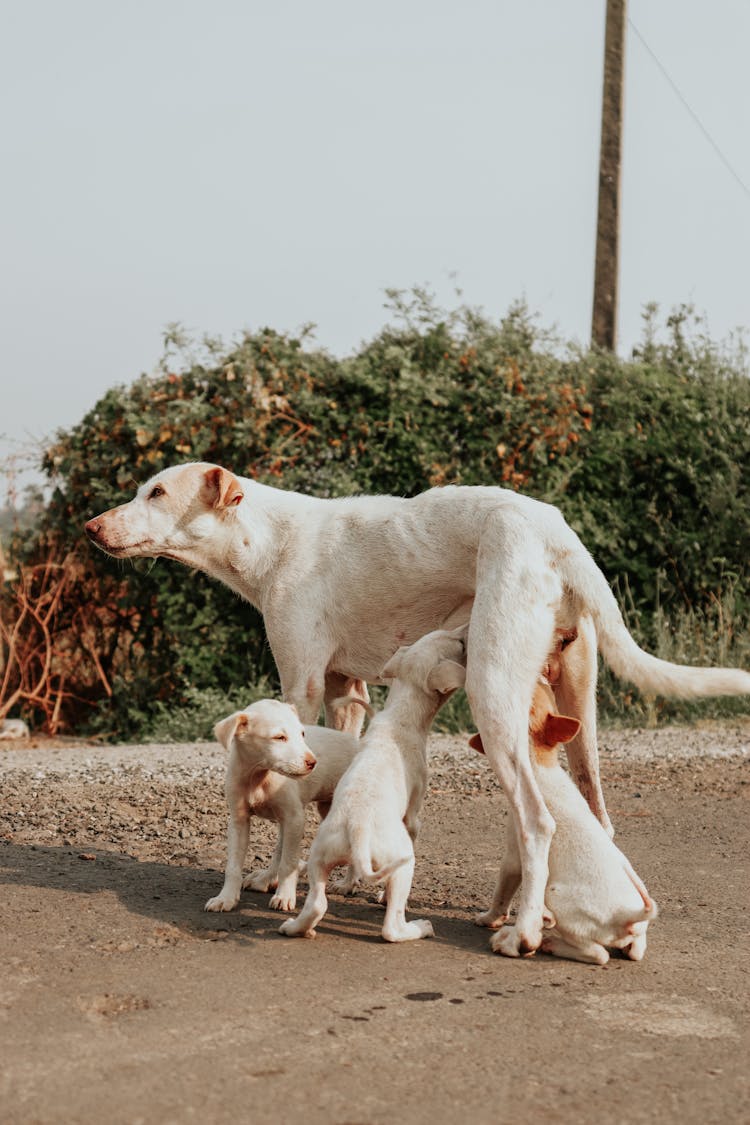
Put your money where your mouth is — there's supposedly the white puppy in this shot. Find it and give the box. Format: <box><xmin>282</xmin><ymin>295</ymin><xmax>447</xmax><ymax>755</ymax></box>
<box><xmin>473</xmin><ymin>682</ymin><xmax>657</xmax><ymax>964</ymax></box>
<box><xmin>206</xmin><ymin>699</ymin><xmax>360</xmax><ymax>913</ymax></box>
<box><xmin>280</xmin><ymin>627</ymin><xmax>466</xmax><ymax>943</ymax></box>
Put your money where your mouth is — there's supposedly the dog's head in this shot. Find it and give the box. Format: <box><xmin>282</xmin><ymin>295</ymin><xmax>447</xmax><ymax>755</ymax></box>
<box><xmin>468</xmin><ymin>681</ymin><xmax>580</xmax><ymax>760</ymax></box>
<box><xmin>214</xmin><ymin>699</ymin><xmax>316</xmax><ymax>777</ymax></box>
<box><xmin>84</xmin><ymin>462</ymin><xmax>245</xmax><ymax>561</ymax></box>
<box><xmin>380</xmin><ymin>624</ymin><xmax>467</xmax><ymax>698</ymax></box>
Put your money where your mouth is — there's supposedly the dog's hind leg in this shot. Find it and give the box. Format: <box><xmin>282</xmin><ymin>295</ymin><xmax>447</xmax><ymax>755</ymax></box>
<box><xmin>467</xmin><ymin>514</ymin><xmax>559</xmax><ymax>957</ymax></box>
<box><xmin>555</xmin><ymin>613</ymin><xmax>613</xmax><ymax>837</ymax></box>
<box><xmin>381</xmin><ymin>854</ymin><xmax>434</xmax><ymax>943</ymax></box>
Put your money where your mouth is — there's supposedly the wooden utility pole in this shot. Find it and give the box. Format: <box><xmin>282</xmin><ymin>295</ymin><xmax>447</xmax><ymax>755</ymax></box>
<box><xmin>591</xmin><ymin>0</ymin><xmax>626</xmax><ymax>351</ymax></box>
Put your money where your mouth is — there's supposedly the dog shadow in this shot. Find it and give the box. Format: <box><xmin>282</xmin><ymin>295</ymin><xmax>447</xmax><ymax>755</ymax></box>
<box><xmin>0</xmin><ymin>839</ymin><xmax>489</xmax><ymax>953</ymax></box>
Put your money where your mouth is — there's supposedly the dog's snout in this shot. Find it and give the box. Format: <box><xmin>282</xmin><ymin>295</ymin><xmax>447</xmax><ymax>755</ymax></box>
<box><xmin>303</xmin><ymin>753</ymin><xmax>317</xmax><ymax>772</ymax></box>
<box><xmin>85</xmin><ymin>518</ymin><xmax>102</xmax><ymax>541</ymax></box>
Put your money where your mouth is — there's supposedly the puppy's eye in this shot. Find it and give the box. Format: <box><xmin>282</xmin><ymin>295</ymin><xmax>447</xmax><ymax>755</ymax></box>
<box><xmin>148</xmin><ymin>485</ymin><xmax>165</xmax><ymax>500</ymax></box>
<box><xmin>272</xmin><ymin>733</ymin><xmax>288</xmax><ymax>742</ymax></box>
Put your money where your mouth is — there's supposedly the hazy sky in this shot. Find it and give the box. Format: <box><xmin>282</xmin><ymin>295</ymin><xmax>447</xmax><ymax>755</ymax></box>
<box><xmin>2</xmin><ymin>0</ymin><xmax>749</xmax><ymax>481</ymax></box>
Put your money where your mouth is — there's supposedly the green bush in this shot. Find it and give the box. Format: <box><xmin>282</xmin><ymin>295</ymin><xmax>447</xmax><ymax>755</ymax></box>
<box><xmin>12</xmin><ymin>295</ymin><xmax>750</xmax><ymax>738</ymax></box>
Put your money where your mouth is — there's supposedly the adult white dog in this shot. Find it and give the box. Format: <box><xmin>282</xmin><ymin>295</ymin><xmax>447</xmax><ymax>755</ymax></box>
<box><xmin>85</xmin><ymin>462</ymin><xmax>750</xmax><ymax>956</ymax></box>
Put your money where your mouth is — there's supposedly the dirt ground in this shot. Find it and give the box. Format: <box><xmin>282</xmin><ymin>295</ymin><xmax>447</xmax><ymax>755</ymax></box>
<box><xmin>1</xmin><ymin>722</ymin><xmax>748</xmax><ymax>1125</ymax></box>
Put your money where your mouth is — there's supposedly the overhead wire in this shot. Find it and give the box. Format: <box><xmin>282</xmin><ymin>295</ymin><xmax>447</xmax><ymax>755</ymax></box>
<box><xmin>628</xmin><ymin>18</ymin><xmax>750</xmax><ymax>204</ymax></box>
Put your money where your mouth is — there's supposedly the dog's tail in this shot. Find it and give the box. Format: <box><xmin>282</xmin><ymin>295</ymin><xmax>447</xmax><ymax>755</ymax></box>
<box><xmin>348</xmin><ymin>823</ymin><xmax>410</xmax><ymax>885</ymax></box>
<box><xmin>558</xmin><ymin>547</ymin><xmax>750</xmax><ymax>699</ymax></box>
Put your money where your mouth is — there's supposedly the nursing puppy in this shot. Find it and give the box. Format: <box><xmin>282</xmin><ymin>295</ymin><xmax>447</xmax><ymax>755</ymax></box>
<box><xmin>206</xmin><ymin>699</ymin><xmax>360</xmax><ymax>913</ymax></box>
<box><xmin>472</xmin><ymin>683</ymin><xmax>657</xmax><ymax>964</ymax></box>
<box><xmin>280</xmin><ymin>627</ymin><xmax>466</xmax><ymax>943</ymax></box>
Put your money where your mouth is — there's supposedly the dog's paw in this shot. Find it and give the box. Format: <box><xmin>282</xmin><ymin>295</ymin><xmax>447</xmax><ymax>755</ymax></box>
<box><xmin>474</xmin><ymin>909</ymin><xmax>507</xmax><ymax>930</ymax></box>
<box><xmin>204</xmin><ymin>893</ymin><xmax>239</xmax><ymax>912</ymax></box>
<box><xmin>243</xmin><ymin>870</ymin><xmax>277</xmax><ymax>893</ymax></box>
<box><xmin>489</xmin><ymin>924</ymin><xmax>538</xmax><ymax>958</ymax></box>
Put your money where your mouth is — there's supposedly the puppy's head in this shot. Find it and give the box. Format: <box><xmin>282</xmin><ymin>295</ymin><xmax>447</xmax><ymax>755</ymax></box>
<box><xmin>380</xmin><ymin>625</ymin><xmax>467</xmax><ymax>698</ymax></box>
<box><xmin>214</xmin><ymin>699</ymin><xmax>316</xmax><ymax>777</ymax></box>
<box><xmin>468</xmin><ymin>682</ymin><xmax>580</xmax><ymax>760</ymax></box>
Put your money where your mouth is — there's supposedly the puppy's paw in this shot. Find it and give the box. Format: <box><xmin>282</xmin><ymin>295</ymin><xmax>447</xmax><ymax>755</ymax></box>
<box><xmin>243</xmin><ymin>870</ymin><xmax>277</xmax><ymax>893</ymax></box>
<box><xmin>330</xmin><ymin>870</ymin><xmax>359</xmax><ymax>895</ymax></box>
<box><xmin>204</xmin><ymin>893</ymin><xmax>239</xmax><ymax>913</ymax></box>
<box><xmin>489</xmin><ymin>924</ymin><xmax>538</xmax><ymax>958</ymax></box>
<box><xmin>474</xmin><ymin>909</ymin><xmax>507</xmax><ymax>930</ymax></box>
<box><xmin>269</xmin><ymin>890</ymin><xmax>296</xmax><ymax>912</ymax></box>
<box><xmin>279</xmin><ymin>918</ymin><xmax>316</xmax><ymax>938</ymax></box>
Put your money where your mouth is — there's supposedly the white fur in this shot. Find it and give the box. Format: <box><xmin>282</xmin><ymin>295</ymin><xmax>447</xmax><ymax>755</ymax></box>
<box><xmin>279</xmin><ymin>628</ymin><xmax>466</xmax><ymax>943</ymax></box>
<box><xmin>476</xmin><ymin>686</ymin><xmax>657</xmax><ymax>964</ymax></box>
<box><xmin>206</xmin><ymin>698</ymin><xmax>360</xmax><ymax>913</ymax></box>
<box><xmin>87</xmin><ymin>462</ymin><xmax>749</xmax><ymax>956</ymax></box>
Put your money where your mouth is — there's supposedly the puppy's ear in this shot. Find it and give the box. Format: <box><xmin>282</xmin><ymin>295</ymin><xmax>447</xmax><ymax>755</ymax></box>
<box><xmin>380</xmin><ymin>650</ymin><xmax>403</xmax><ymax>680</ymax></box>
<box><xmin>286</xmin><ymin>702</ymin><xmax>299</xmax><ymax>717</ymax></box>
<box><xmin>203</xmin><ymin>466</ymin><xmax>244</xmax><ymax>510</ymax></box>
<box><xmin>213</xmin><ymin>711</ymin><xmax>248</xmax><ymax>748</ymax></box>
<box><xmin>468</xmin><ymin>732</ymin><xmax>485</xmax><ymax>755</ymax></box>
<box><xmin>541</xmin><ymin>713</ymin><xmax>580</xmax><ymax>748</ymax></box>
<box><xmin>427</xmin><ymin>660</ymin><xmax>466</xmax><ymax>694</ymax></box>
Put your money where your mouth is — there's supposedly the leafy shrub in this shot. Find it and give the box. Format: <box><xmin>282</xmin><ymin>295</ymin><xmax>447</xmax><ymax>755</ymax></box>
<box><xmin>6</xmin><ymin>295</ymin><xmax>749</xmax><ymax>737</ymax></box>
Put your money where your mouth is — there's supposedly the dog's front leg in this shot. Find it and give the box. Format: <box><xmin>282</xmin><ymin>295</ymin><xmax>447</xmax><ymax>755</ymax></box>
<box><xmin>268</xmin><ymin>808</ymin><xmax>305</xmax><ymax>912</ymax></box>
<box><xmin>205</xmin><ymin>810</ymin><xmax>250</xmax><ymax>912</ymax></box>
<box><xmin>475</xmin><ymin>827</ymin><xmax>521</xmax><ymax>930</ymax></box>
<box><xmin>266</xmin><ymin>616</ymin><xmax>329</xmax><ymax>724</ymax></box>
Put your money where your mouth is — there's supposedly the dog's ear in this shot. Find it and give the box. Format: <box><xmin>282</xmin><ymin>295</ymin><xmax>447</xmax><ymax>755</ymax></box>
<box><xmin>427</xmin><ymin>660</ymin><xmax>466</xmax><ymax>694</ymax></box>
<box><xmin>541</xmin><ymin>713</ymin><xmax>580</xmax><ymax>748</ymax></box>
<box><xmin>468</xmin><ymin>732</ymin><xmax>485</xmax><ymax>755</ymax></box>
<box><xmin>286</xmin><ymin>702</ymin><xmax>299</xmax><ymax>717</ymax></box>
<box><xmin>214</xmin><ymin>711</ymin><xmax>249</xmax><ymax>748</ymax></box>
<box><xmin>203</xmin><ymin>466</ymin><xmax>244</xmax><ymax>510</ymax></box>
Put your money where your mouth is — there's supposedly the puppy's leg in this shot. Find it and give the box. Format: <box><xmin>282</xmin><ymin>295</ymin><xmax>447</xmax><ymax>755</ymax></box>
<box><xmin>268</xmin><ymin>807</ymin><xmax>305</xmax><ymax>912</ymax></box>
<box><xmin>381</xmin><ymin>853</ymin><xmax>433</xmax><ymax>942</ymax></box>
<box><xmin>243</xmin><ymin>834</ymin><xmax>282</xmax><ymax>893</ymax></box>
<box><xmin>324</xmin><ymin>672</ymin><xmax>370</xmax><ymax>735</ymax></box>
<box><xmin>540</xmin><ymin>932</ymin><xmax>610</xmax><ymax>966</ymax></box>
<box><xmin>555</xmin><ymin>614</ymin><xmax>613</xmax><ymax>837</ymax></box>
<box><xmin>205</xmin><ymin>812</ymin><xmax>250</xmax><ymax>912</ymax></box>
<box><xmin>279</xmin><ymin>845</ymin><xmax>333</xmax><ymax>937</ymax></box>
<box><xmin>475</xmin><ymin>827</ymin><xmax>521</xmax><ymax>929</ymax></box>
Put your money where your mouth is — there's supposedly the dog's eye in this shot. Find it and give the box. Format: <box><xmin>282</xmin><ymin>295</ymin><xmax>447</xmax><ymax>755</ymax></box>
<box><xmin>272</xmin><ymin>733</ymin><xmax>288</xmax><ymax>742</ymax></box>
<box><xmin>148</xmin><ymin>485</ymin><xmax>165</xmax><ymax>500</ymax></box>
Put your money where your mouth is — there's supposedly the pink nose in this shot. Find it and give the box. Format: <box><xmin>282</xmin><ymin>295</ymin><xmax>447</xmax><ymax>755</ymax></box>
<box><xmin>304</xmin><ymin>754</ymin><xmax>317</xmax><ymax>772</ymax></box>
<box><xmin>84</xmin><ymin>518</ymin><xmax>102</xmax><ymax>541</ymax></box>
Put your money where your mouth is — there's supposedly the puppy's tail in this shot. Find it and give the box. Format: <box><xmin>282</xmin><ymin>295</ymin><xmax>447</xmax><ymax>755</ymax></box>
<box><xmin>331</xmin><ymin>695</ymin><xmax>376</xmax><ymax>720</ymax></box>
<box><xmin>623</xmin><ymin>859</ymin><xmax>658</xmax><ymax>921</ymax></box>
<box><xmin>558</xmin><ymin>547</ymin><xmax>750</xmax><ymax>699</ymax></box>
<box><xmin>348</xmin><ymin>824</ymin><xmax>410</xmax><ymax>885</ymax></box>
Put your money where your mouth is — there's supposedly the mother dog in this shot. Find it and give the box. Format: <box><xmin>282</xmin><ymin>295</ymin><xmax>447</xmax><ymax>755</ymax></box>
<box><xmin>85</xmin><ymin>463</ymin><xmax>750</xmax><ymax>956</ymax></box>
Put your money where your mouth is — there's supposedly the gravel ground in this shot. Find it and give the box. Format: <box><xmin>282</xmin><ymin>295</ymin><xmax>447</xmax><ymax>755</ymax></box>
<box><xmin>1</xmin><ymin>722</ymin><xmax>748</xmax><ymax>1124</ymax></box>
